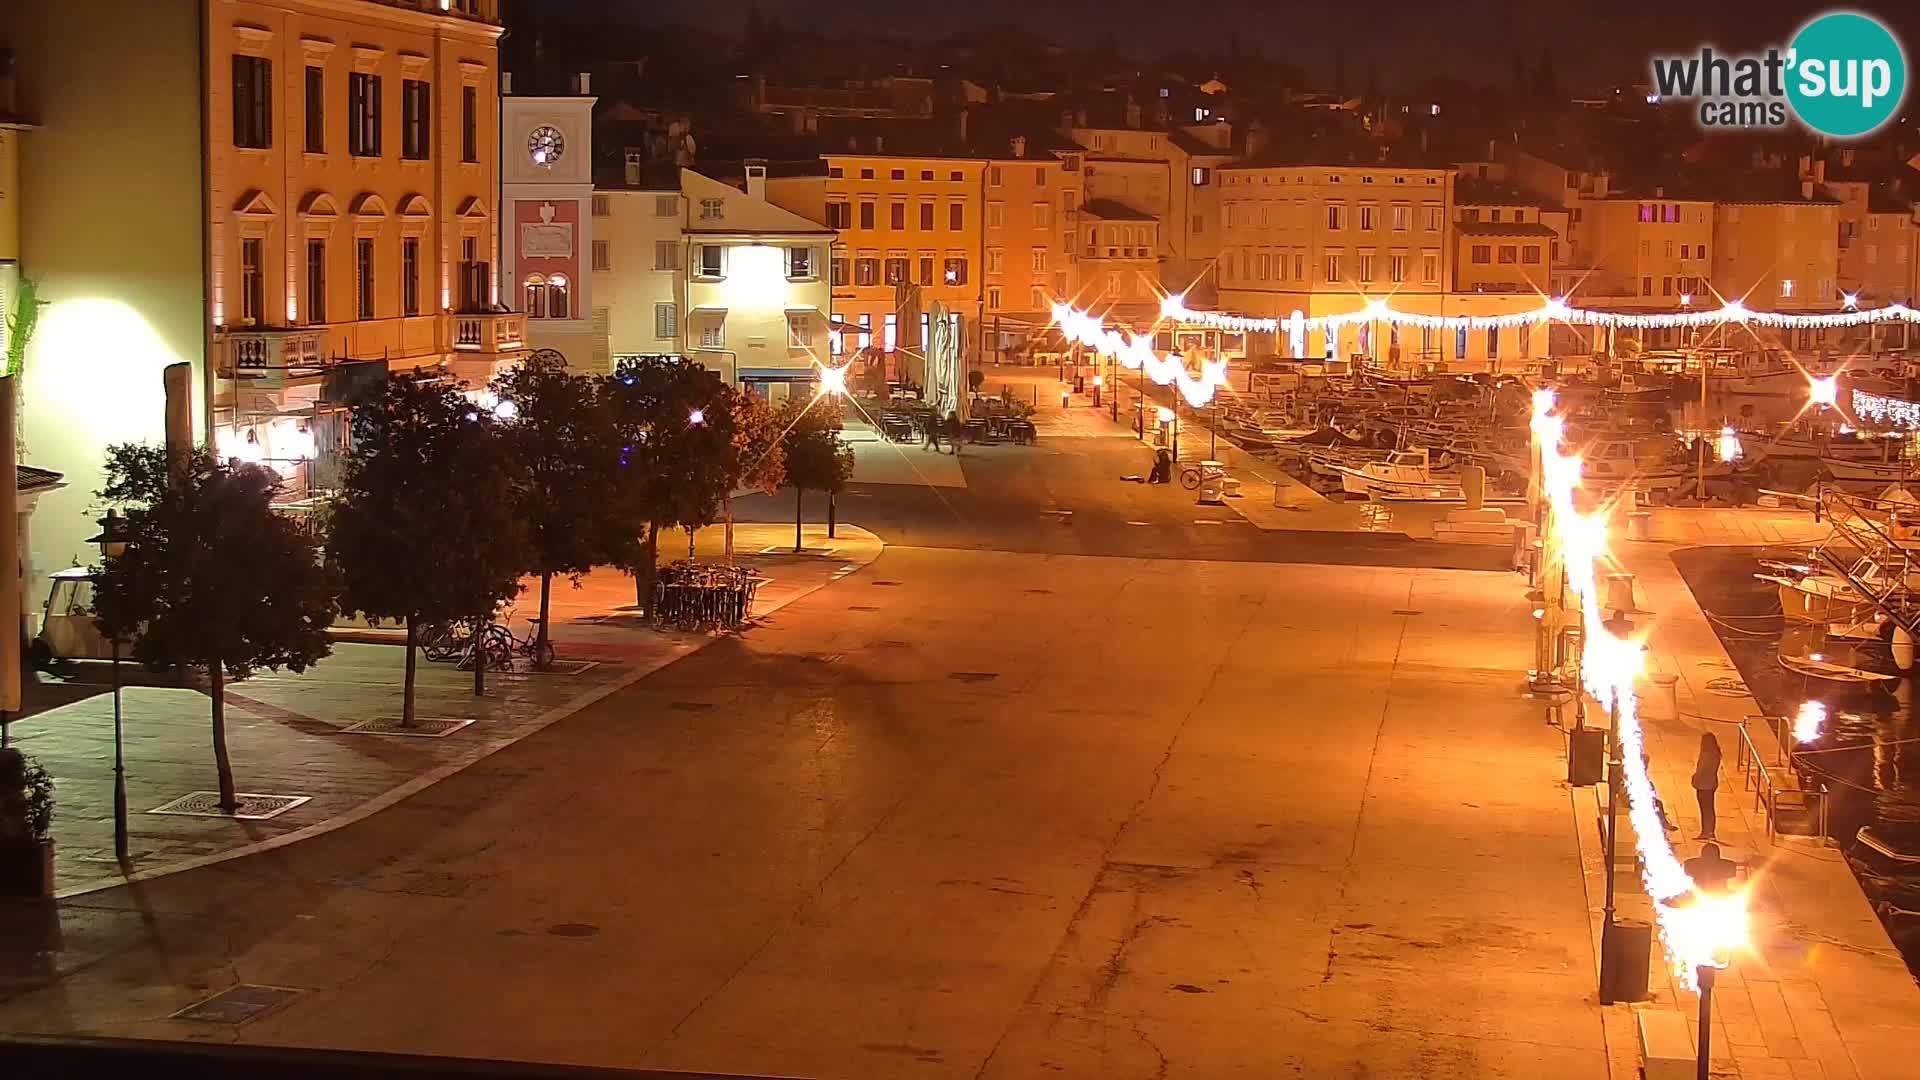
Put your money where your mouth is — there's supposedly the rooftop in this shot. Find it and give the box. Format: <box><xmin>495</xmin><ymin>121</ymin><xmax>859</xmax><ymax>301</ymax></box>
<box><xmin>1081</xmin><ymin>199</ymin><xmax>1156</xmax><ymax>222</ymax></box>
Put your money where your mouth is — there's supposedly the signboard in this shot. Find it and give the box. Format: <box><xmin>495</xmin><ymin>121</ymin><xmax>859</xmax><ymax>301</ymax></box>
<box><xmin>521</xmin><ymin>222</ymin><xmax>574</xmax><ymax>258</ymax></box>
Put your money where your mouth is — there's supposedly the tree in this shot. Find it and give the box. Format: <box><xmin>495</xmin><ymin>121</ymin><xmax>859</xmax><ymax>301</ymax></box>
<box><xmin>329</xmin><ymin>376</ymin><xmax>528</xmax><ymax>724</ymax></box>
<box><xmin>493</xmin><ymin>352</ymin><xmax>613</xmax><ymax>666</ymax></box>
<box><xmin>601</xmin><ymin>357</ymin><xmax>743</xmax><ymax>614</ymax></box>
<box><xmin>780</xmin><ymin>397</ymin><xmax>855</xmax><ymax>552</ymax></box>
<box><xmin>93</xmin><ymin>445</ymin><xmax>337</xmax><ymax>811</ymax></box>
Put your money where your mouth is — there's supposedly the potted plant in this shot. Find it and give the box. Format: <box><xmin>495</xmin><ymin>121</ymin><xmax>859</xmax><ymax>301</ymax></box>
<box><xmin>0</xmin><ymin>747</ymin><xmax>56</xmax><ymax>897</ymax></box>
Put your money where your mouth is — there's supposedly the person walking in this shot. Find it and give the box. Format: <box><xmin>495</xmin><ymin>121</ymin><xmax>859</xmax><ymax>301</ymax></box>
<box><xmin>946</xmin><ymin>413</ymin><xmax>964</xmax><ymax>456</ymax></box>
<box><xmin>1692</xmin><ymin>732</ymin><xmax>1723</xmax><ymax>841</ymax></box>
<box><xmin>922</xmin><ymin>413</ymin><xmax>940</xmax><ymax>452</ymax></box>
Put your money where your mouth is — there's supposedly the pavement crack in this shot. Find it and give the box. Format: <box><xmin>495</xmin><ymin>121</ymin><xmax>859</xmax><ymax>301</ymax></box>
<box><xmin>971</xmin><ymin>597</ymin><xmax>1264</xmax><ymax>1080</ymax></box>
<box><xmin>1322</xmin><ymin>575</ymin><xmax>1414</xmax><ymax>988</ymax></box>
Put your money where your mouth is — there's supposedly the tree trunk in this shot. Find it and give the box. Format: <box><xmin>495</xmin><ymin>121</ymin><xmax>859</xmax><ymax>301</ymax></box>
<box><xmin>402</xmin><ymin>615</ymin><xmax>418</xmax><ymax>728</ymax></box>
<box><xmin>210</xmin><ymin>661</ymin><xmax>237</xmax><ymax>812</ymax></box>
<box><xmin>724</xmin><ymin>498</ymin><xmax>735</xmax><ymax>564</ymax></box>
<box><xmin>535</xmin><ymin>571</ymin><xmax>553</xmax><ymax>670</ymax></box>
<box><xmin>828</xmin><ymin>489</ymin><xmax>837</xmax><ymax>538</ymax></box>
<box><xmin>472</xmin><ymin>614</ymin><xmax>487</xmax><ymax>696</ymax></box>
<box><xmin>641</xmin><ymin>523</ymin><xmax>660</xmax><ymax>620</ymax></box>
<box><xmin>794</xmin><ymin>486</ymin><xmax>805</xmax><ymax>552</ymax></box>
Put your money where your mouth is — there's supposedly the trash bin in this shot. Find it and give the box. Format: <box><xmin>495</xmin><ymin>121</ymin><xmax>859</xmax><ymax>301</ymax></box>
<box><xmin>1599</xmin><ymin>918</ymin><xmax>1653</xmax><ymax>1003</ymax></box>
<box><xmin>1640</xmin><ymin>673</ymin><xmax>1680</xmax><ymax>722</ymax></box>
<box><xmin>1626</xmin><ymin>511</ymin><xmax>1653</xmax><ymax>541</ymax></box>
<box><xmin>1568</xmin><ymin>725</ymin><xmax>1605</xmax><ymax>787</ymax></box>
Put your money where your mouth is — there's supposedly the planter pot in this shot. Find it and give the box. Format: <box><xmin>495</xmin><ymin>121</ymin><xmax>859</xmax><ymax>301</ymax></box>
<box><xmin>0</xmin><ymin>839</ymin><xmax>55</xmax><ymax>898</ymax></box>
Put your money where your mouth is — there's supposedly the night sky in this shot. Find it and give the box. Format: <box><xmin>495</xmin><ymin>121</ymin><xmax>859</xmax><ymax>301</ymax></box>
<box><xmin>534</xmin><ymin>0</ymin><xmax>1920</xmax><ymax>91</ymax></box>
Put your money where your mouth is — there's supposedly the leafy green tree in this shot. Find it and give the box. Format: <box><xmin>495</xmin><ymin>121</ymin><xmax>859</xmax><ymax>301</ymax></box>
<box><xmin>601</xmin><ymin>357</ymin><xmax>742</xmax><ymax>613</ymax></box>
<box><xmin>93</xmin><ymin>444</ymin><xmax>338</xmax><ymax>811</ymax></box>
<box><xmin>493</xmin><ymin>352</ymin><xmax>613</xmax><ymax>666</ymax></box>
<box><xmin>328</xmin><ymin>376</ymin><xmax>528</xmax><ymax>723</ymax></box>
<box><xmin>780</xmin><ymin>398</ymin><xmax>855</xmax><ymax>551</ymax></box>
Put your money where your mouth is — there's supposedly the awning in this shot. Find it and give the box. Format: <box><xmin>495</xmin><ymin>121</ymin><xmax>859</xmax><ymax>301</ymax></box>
<box><xmin>737</xmin><ymin>367</ymin><xmax>820</xmax><ymax>382</ymax></box>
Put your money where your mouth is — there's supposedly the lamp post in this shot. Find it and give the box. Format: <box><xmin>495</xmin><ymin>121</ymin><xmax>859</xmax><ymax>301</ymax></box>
<box><xmin>90</xmin><ymin>511</ymin><xmax>130</xmax><ymax>861</ymax></box>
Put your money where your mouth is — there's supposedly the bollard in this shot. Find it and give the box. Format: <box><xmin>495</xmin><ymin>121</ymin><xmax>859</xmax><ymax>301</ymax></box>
<box><xmin>1626</xmin><ymin>510</ymin><xmax>1652</xmax><ymax>541</ymax></box>
<box><xmin>1639</xmin><ymin>672</ymin><xmax>1679</xmax><ymax>721</ymax></box>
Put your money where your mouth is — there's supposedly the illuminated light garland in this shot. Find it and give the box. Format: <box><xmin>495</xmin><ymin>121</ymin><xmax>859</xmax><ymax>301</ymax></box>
<box><xmin>1163</xmin><ymin>294</ymin><xmax>1920</xmax><ymax>335</ymax></box>
<box><xmin>1531</xmin><ymin>389</ymin><xmax>1748</xmax><ymax>987</ymax></box>
<box><xmin>1852</xmin><ymin>389</ymin><xmax>1920</xmax><ymax>428</ymax></box>
<box><xmin>1051</xmin><ymin>303</ymin><xmax>1230</xmax><ymax>407</ymax></box>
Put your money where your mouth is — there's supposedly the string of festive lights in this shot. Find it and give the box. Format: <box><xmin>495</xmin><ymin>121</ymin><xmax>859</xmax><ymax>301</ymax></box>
<box><xmin>1851</xmin><ymin>388</ymin><xmax>1920</xmax><ymax>428</ymax></box>
<box><xmin>1163</xmin><ymin>294</ymin><xmax>1920</xmax><ymax>335</ymax></box>
<box><xmin>1050</xmin><ymin>303</ymin><xmax>1230</xmax><ymax>407</ymax></box>
<box><xmin>1531</xmin><ymin>390</ymin><xmax>1749</xmax><ymax>988</ymax></box>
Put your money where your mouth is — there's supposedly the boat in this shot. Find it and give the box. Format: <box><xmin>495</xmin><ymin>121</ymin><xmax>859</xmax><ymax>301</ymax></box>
<box><xmin>1777</xmin><ymin>651</ymin><xmax>1898</xmax><ymax>685</ymax></box>
<box><xmin>1577</xmin><ymin>436</ymin><xmax>1730</xmax><ymax>492</ymax></box>
<box><xmin>1740</xmin><ymin>429</ymin><xmax>1905</xmax><ymax>463</ymax></box>
<box><xmin>1758</xmin><ymin>552</ymin><xmax>1913</xmax><ymax>623</ymax></box>
<box><xmin>1852</xmin><ymin>825</ymin><xmax>1920</xmax><ymax>875</ymax></box>
<box><xmin>1822</xmin><ymin>457</ymin><xmax>1915</xmax><ymax>485</ymax></box>
<box><xmin>1335</xmin><ymin>447</ymin><xmax>1473</xmax><ymax>499</ymax></box>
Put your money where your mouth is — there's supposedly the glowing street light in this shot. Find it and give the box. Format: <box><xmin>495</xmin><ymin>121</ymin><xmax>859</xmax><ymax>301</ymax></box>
<box><xmin>688</xmin><ymin>408</ymin><xmax>705</xmax><ymax>426</ymax></box>
<box><xmin>1809</xmin><ymin>375</ymin><xmax>1839</xmax><ymax>408</ymax></box>
<box><xmin>817</xmin><ymin>364</ymin><xmax>848</xmax><ymax>397</ymax></box>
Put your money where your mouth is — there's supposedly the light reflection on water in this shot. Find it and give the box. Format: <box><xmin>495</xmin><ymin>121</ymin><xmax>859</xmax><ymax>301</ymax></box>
<box><xmin>1674</xmin><ymin>546</ymin><xmax>1920</xmax><ymax>974</ymax></box>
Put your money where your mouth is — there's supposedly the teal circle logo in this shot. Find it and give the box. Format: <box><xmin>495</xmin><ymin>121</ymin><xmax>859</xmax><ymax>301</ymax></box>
<box><xmin>1787</xmin><ymin>12</ymin><xmax>1906</xmax><ymax>138</ymax></box>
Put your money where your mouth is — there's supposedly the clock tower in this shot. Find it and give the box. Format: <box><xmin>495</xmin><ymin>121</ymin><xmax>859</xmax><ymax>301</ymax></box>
<box><xmin>501</xmin><ymin>75</ymin><xmax>602</xmax><ymax>369</ymax></box>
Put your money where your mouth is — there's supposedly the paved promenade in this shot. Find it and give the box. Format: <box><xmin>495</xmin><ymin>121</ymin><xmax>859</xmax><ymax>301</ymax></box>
<box><xmin>1580</xmin><ymin>510</ymin><xmax>1920</xmax><ymax>1079</ymax></box>
<box><xmin>6</xmin><ymin>524</ymin><xmax>881</xmax><ymax>897</ymax></box>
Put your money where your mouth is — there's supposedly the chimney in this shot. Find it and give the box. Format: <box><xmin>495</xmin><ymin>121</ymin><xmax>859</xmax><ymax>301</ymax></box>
<box><xmin>955</xmin><ymin>108</ymin><xmax>969</xmax><ymax>144</ymax></box>
<box><xmin>572</xmin><ymin>71</ymin><xmax>592</xmax><ymax>95</ymax></box>
<box><xmin>624</xmin><ymin>149</ymin><xmax>643</xmax><ymax>187</ymax></box>
<box><xmin>874</xmin><ymin>135</ymin><xmax>886</xmax><ymax>153</ymax></box>
<box><xmin>501</xmin><ymin>70</ymin><xmax>514</xmax><ymax>95</ymax></box>
<box><xmin>1061</xmin><ymin>108</ymin><xmax>1075</xmax><ymax>131</ymax></box>
<box><xmin>744</xmin><ymin>159</ymin><xmax>767</xmax><ymax>201</ymax></box>
<box><xmin>1125</xmin><ymin>101</ymin><xmax>1142</xmax><ymax>129</ymax></box>
<box><xmin>1076</xmin><ymin>107</ymin><xmax>1089</xmax><ymax>127</ymax></box>
<box><xmin>1010</xmin><ymin>135</ymin><xmax>1027</xmax><ymax>159</ymax></box>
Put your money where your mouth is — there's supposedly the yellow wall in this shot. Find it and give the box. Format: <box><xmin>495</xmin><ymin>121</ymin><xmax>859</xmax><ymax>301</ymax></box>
<box><xmin>773</xmin><ymin>154</ymin><xmax>986</xmax><ymax>360</ymax></box>
<box><xmin>0</xmin><ymin>128</ymin><xmax>19</xmax><ymax>264</ymax></box>
<box><xmin>1576</xmin><ymin>198</ymin><xmax>1714</xmax><ymax>304</ymax></box>
<box><xmin>206</xmin><ymin>0</ymin><xmax>501</xmax><ymax>376</ymax></box>
<box><xmin>3</xmin><ymin>0</ymin><xmax>209</xmax><ymax>608</ymax></box>
<box><xmin>596</xmin><ymin>188</ymin><xmax>683</xmax><ymax>360</ymax></box>
<box><xmin>1712</xmin><ymin>201</ymin><xmax>1839</xmax><ymax>309</ymax></box>
<box><xmin>1831</xmin><ymin>182</ymin><xmax>1914</xmax><ymax>307</ymax></box>
<box><xmin>680</xmin><ymin>169</ymin><xmax>834</xmax><ymax>389</ymax></box>
<box><xmin>1216</xmin><ymin>163</ymin><xmax>1453</xmax><ymax>317</ymax></box>
<box><xmin>983</xmin><ymin>156</ymin><xmax>1072</xmax><ymax>323</ymax></box>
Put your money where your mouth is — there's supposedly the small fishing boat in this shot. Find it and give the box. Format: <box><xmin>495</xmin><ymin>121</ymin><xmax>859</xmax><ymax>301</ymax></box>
<box><xmin>1334</xmin><ymin>447</ymin><xmax>1478</xmax><ymax>499</ymax></box>
<box><xmin>1822</xmin><ymin>457</ymin><xmax>1915</xmax><ymax>485</ymax></box>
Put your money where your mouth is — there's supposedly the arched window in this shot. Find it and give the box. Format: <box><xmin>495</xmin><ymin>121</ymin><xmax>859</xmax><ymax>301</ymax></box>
<box><xmin>547</xmin><ymin>274</ymin><xmax>570</xmax><ymax>319</ymax></box>
<box><xmin>523</xmin><ymin>274</ymin><xmax>547</xmax><ymax>319</ymax></box>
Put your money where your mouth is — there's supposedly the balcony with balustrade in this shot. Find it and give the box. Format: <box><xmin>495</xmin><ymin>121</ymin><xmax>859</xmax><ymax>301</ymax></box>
<box><xmin>220</xmin><ymin>327</ymin><xmax>330</xmax><ymax>388</ymax></box>
<box><xmin>447</xmin><ymin>311</ymin><xmax>530</xmax><ymax>383</ymax></box>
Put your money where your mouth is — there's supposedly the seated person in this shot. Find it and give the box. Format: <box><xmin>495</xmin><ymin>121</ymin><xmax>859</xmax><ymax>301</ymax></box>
<box><xmin>1683</xmin><ymin>842</ymin><xmax>1740</xmax><ymax>895</ymax></box>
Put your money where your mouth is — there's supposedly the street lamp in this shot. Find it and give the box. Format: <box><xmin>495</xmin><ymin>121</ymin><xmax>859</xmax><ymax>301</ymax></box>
<box><xmin>88</xmin><ymin>511</ymin><xmax>130</xmax><ymax>862</ymax></box>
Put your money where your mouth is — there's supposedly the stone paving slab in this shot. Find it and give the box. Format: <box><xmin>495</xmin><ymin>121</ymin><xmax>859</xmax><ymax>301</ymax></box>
<box><xmin>6</xmin><ymin>523</ymin><xmax>882</xmax><ymax>898</ymax></box>
<box><xmin>1555</xmin><ymin>524</ymin><xmax>1920</xmax><ymax>1080</ymax></box>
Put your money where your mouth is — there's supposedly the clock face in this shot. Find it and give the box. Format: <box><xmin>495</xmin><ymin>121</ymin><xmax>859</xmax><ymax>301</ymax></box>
<box><xmin>527</xmin><ymin>125</ymin><xmax>565</xmax><ymax>166</ymax></box>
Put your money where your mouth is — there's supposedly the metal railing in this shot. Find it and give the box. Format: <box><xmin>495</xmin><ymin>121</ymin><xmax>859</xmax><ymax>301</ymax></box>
<box><xmin>1734</xmin><ymin>718</ymin><xmax>1831</xmax><ymax>844</ymax></box>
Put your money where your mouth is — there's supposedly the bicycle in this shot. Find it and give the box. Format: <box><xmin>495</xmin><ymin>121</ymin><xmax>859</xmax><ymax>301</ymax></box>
<box><xmin>478</xmin><ymin>617</ymin><xmax>555</xmax><ymax>669</ymax></box>
<box><xmin>1180</xmin><ymin>461</ymin><xmax>1226</xmax><ymax>491</ymax></box>
<box><xmin>420</xmin><ymin>621</ymin><xmax>472</xmax><ymax>663</ymax></box>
